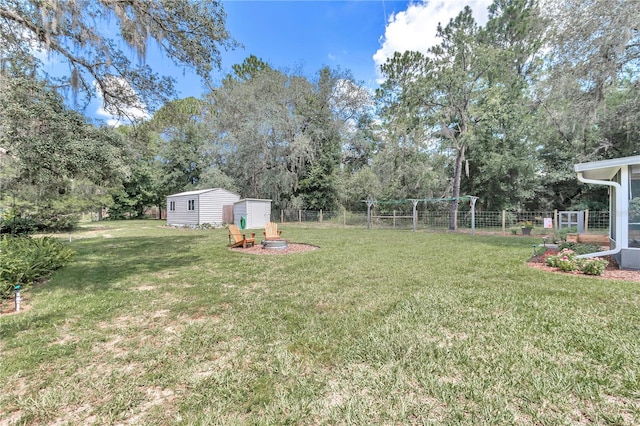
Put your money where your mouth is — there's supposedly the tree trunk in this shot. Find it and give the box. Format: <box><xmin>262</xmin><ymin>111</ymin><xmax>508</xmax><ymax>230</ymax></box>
<box><xmin>449</xmin><ymin>144</ymin><xmax>466</xmax><ymax>230</ymax></box>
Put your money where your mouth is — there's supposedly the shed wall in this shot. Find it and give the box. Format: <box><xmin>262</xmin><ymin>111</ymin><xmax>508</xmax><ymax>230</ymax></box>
<box><xmin>166</xmin><ymin>189</ymin><xmax>240</xmax><ymax>226</ymax></box>
<box><xmin>233</xmin><ymin>199</ymin><xmax>271</xmax><ymax>229</ymax></box>
<box><xmin>166</xmin><ymin>194</ymin><xmax>199</xmax><ymax>226</ymax></box>
<box><xmin>199</xmin><ymin>190</ymin><xmax>240</xmax><ymax>225</ymax></box>
<box><xmin>246</xmin><ymin>201</ymin><xmax>271</xmax><ymax>229</ymax></box>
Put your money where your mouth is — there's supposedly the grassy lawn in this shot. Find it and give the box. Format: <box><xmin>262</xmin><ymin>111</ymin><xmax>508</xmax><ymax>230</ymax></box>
<box><xmin>1</xmin><ymin>220</ymin><xmax>639</xmax><ymax>424</ymax></box>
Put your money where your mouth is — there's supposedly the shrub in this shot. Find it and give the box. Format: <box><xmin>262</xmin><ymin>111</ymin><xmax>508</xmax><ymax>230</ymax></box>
<box><xmin>37</xmin><ymin>212</ymin><xmax>80</xmax><ymax>232</ymax></box>
<box><xmin>0</xmin><ymin>236</ymin><xmax>75</xmax><ymax>298</ymax></box>
<box><xmin>545</xmin><ymin>248</ymin><xmax>578</xmax><ymax>271</ymax></box>
<box><xmin>557</xmin><ymin>256</ymin><xmax>578</xmax><ymax>272</ymax></box>
<box><xmin>559</xmin><ymin>242</ymin><xmax>601</xmax><ymax>255</ymax></box>
<box><xmin>578</xmin><ymin>257</ymin><xmax>609</xmax><ymax>276</ymax></box>
<box><xmin>0</xmin><ymin>217</ymin><xmax>40</xmax><ymax>236</ymax></box>
<box><xmin>544</xmin><ymin>251</ymin><xmax>560</xmax><ymax>267</ymax></box>
<box><xmin>542</xmin><ymin>249</ymin><xmax>609</xmax><ymax>277</ymax></box>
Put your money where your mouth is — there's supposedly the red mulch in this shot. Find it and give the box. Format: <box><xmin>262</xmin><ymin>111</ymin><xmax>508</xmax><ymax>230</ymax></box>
<box><xmin>229</xmin><ymin>242</ymin><xmax>319</xmax><ymax>255</ymax></box>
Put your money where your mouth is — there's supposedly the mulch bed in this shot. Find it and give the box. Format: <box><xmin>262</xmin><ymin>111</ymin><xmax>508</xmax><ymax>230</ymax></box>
<box><xmin>527</xmin><ymin>248</ymin><xmax>640</xmax><ymax>283</ymax></box>
<box><xmin>229</xmin><ymin>242</ymin><xmax>319</xmax><ymax>255</ymax></box>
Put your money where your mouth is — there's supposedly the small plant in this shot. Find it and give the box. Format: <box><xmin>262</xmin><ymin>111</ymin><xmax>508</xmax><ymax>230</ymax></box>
<box><xmin>545</xmin><ymin>248</ymin><xmax>578</xmax><ymax>271</ymax></box>
<box><xmin>544</xmin><ymin>251</ymin><xmax>560</xmax><ymax>267</ymax></box>
<box><xmin>520</xmin><ymin>221</ymin><xmax>534</xmax><ymax>229</ymax></box>
<box><xmin>542</xmin><ymin>248</ymin><xmax>609</xmax><ymax>276</ymax></box>
<box><xmin>578</xmin><ymin>257</ymin><xmax>609</xmax><ymax>276</ymax></box>
<box><xmin>557</xmin><ymin>256</ymin><xmax>578</xmax><ymax>272</ymax></box>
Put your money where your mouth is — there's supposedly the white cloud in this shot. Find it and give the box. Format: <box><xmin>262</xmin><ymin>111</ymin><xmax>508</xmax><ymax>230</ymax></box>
<box><xmin>373</xmin><ymin>0</ymin><xmax>492</xmax><ymax>79</ymax></box>
<box><xmin>94</xmin><ymin>77</ymin><xmax>150</xmax><ymax>127</ymax></box>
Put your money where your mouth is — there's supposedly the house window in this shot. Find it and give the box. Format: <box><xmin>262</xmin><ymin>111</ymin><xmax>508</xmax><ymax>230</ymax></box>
<box><xmin>169</xmin><ymin>201</ymin><xmax>175</xmax><ymax>211</ymax></box>
<box><xmin>188</xmin><ymin>199</ymin><xmax>196</xmax><ymax>211</ymax></box>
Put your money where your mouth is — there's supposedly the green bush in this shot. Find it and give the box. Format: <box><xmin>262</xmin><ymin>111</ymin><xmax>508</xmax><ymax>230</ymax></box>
<box><xmin>0</xmin><ymin>236</ymin><xmax>75</xmax><ymax>298</ymax></box>
<box><xmin>545</xmin><ymin>248</ymin><xmax>578</xmax><ymax>271</ymax></box>
<box><xmin>36</xmin><ymin>212</ymin><xmax>80</xmax><ymax>232</ymax></box>
<box><xmin>543</xmin><ymin>248</ymin><xmax>609</xmax><ymax>276</ymax></box>
<box><xmin>0</xmin><ymin>217</ymin><xmax>40</xmax><ymax>236</ymax></box>
<box><xmin>578</xmin><ymin>258</ymin><xmax>609</xmax><ymax>276</ymax></box>
<box><xmin>559</xmin><ymin>242</ymin><xmax>602</xmax><ymax>255</ymax></box>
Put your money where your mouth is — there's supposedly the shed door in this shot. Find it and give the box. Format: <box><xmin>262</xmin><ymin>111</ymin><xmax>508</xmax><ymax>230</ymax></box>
<box><xmin>222</xmin><ymin>205</ymin><xmax>234</xmax><ymax>224</ymax></box>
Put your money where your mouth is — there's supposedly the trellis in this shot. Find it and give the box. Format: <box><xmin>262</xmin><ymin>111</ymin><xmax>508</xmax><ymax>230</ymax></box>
<box><xmin>364</xmin><ymin>196</ymin><xmax>479</xmax><ymax>234</ymax></box>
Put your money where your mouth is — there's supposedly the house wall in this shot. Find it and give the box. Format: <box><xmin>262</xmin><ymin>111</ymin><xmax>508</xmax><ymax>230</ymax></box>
<box><xmin>619</xmin><ymin>249</ymin><xmax>640</xmax><ymax>270</ymax></box>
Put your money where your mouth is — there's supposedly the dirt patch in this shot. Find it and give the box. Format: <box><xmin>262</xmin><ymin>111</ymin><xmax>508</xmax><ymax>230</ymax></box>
<box><xmin>230</xmin><ymin>242</ymin><xmax>319</xmax><ymax>255</ymax></box>
<box><xmin>527</xmin><ymin>250</ymin><xmax>640</xmax><ymax>283</ymax></box>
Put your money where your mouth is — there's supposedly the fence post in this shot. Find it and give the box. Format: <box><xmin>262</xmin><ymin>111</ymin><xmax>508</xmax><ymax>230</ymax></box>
<box><xmin>298</xmin><ymin>210</ymin><xmax>302</xmax><ymax>223</ymax></box>
<box><xmin>393</xmin><ymin>210</ymin><xmax>397</xmax><ymax>228</ymax></box>
<box><xmin>502</xmin><ymin>210</ymin><xmax>506</xmax><ymax>235</ymax></box>
<box><xmin>554</xmin><ymin>209</ymin><xmax>558</xmax><ymax>230</ymax></box>
<box><xmin>281</xmin><ymin>209</ymin><xmax>284</xmax><ymax>223</ymax></box>
<box><xmin>584</xmin><ymin>209</ymin><xmax>589</xmax><ymax>233</ymax></box>
<box><xmin>343</xmin><ymin>210</ymin><xmax>346</xmax><ymax>227</ymax></box>
<box><xmin>319</xmin><ymin>209</ymin><xmax>323</xmax><ymax>223</ymax></box>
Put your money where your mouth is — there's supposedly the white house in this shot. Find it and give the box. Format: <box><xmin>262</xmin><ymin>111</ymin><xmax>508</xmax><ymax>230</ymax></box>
<box><xmin>574</xmin><ymin>155</ymin><xmax>640</xmax><ymax>269</ymax></box>
<box><xmin>233</xmin><ymin>199</ymin><xmax>272</xmax><ymax>229</ymax></box>
<box><xmin>166</xmin><ymin>188</ymin><xmax>240</xmax><ymax>227</ymax></box>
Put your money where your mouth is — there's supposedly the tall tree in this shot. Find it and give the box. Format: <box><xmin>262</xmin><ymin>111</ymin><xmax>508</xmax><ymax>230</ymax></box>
<box><xmin>151</xmin><ymin>97</ymin><xmax>211</xmax><ymax>197</ymax></box>
<box><xmin>463</xmin><ymin>0</ymin><xmax>546</xmax><ymax>210</ymax></box>
<box><xmin>0</xmin><ymin>75</ymin><xmax>127</xmax><ymax>195</ymax></box>
<box><xmin>539</xmin><ymin>0</ymin><xmax>640</xmax><ymax>162</ymax></box>
<box><xmin>379</xmin><ymin>7</ymin><xmax>489</xmax><ymax>228</ymax></box>
<box><xmin>0</xmin><ymin>0</ymin><xmax>237</xmax><ymax>116</ymax></box>
<box><xmin>206</xmin><ymin>61</ymin><xmax>314</xmax><ymax>208</ymax></box>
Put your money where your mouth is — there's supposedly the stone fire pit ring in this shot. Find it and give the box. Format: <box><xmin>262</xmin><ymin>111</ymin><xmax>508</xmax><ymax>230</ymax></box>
<box><xmin>262</xmin><ymin>239</ymin><xmax>288</xmax><ymax>250</ymax></box>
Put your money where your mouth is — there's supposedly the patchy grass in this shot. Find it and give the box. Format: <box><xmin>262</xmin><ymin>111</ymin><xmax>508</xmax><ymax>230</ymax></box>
<box><xmin>1</xmin><ymin>220</ymin><xmax>639</xmax><ymax>424</ymax></box>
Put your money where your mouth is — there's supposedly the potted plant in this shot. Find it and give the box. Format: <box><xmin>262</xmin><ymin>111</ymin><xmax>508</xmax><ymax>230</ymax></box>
<box><xmin>520</xmin><ymin>221</ymin><xmax>534</xmax><ymax>235</ymax></box>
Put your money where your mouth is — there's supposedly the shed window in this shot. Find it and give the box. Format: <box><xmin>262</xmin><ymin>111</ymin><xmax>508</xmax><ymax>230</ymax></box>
<box><xmin>169</xmin><ymin>201</ymin><xmax>175</xmax><ymax>211</ymax></box>
<box><xmin>188</xmin><ymin>199</ymin><xmax>196</xmax><ymax>211</ymax></box>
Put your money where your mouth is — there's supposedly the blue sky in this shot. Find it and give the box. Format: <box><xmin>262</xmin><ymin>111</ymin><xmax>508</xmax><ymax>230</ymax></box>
<box><xmin>40</xmin><ymin>1</ymin><xmax>492</xmax><ymax>124</ymax></box>
<box><xmin>153</xmin><ymin>1</ymin><xmax>492</xmax><ymax>98</ymax></box>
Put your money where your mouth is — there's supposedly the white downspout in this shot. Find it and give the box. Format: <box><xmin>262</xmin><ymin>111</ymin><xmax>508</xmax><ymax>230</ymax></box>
<box><xmin>575</xmin><ymin>172</ymin><xmax>622</xmax><ymax>258</ymax></box>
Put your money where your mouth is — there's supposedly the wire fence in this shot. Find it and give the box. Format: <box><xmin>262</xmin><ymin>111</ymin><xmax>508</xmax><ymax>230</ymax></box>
<box><xmin>275</xmin><ymin>209</ymin><xmax>611</xmax><ymax>234</ymax></box>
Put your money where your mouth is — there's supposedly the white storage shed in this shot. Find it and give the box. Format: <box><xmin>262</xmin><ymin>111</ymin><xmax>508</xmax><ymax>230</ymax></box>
<box><xmin>233</xmin><ymin>199</ymin><xmax>272</xmax><ymax>230</ymax></box>
<box><xmin>166</xmin><ymin>188</ymin><xmax>240</xmax><ymax>227</ymax></box>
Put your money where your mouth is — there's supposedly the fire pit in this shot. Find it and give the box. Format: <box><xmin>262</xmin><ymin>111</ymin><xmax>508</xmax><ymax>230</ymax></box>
<box><xmin>262</xmin><ymin>239</ymin><xmax>288</xmax><ymax>250</ymax></box>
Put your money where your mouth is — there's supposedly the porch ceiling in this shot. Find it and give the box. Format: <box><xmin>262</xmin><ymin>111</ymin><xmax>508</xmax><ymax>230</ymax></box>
<box><xmin>574</xmin><ymin>155</ymin><xmax>640</xmax><ymax>180</ymax></box>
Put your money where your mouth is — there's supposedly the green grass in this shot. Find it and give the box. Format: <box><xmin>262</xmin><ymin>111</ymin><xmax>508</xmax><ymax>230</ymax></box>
<box><xmin>1</xmin><ymin>220</ymin><xmax>639</xmax><ymax>424</ymax></box>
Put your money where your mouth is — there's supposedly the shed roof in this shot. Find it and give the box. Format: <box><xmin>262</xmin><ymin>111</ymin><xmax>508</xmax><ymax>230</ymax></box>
<box><xmin>167</xmin><ymin>188</ymin><xmax>240</xmax><ymax>198</ymax></box>
<box><xmin>235</xmin><ymin>198</ymin><xmax>272</xmax><ymax>203</ymax></box>
<box><xmin>574</xmin><ymin>155</ymin><xmax>640</xmax><ymax>180</ymax></box>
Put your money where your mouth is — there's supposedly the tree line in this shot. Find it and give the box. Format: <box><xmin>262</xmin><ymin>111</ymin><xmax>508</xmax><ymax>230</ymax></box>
<box><xmin>0</xmin><ymin>0</ymin><xmax>638</xmax><ymax>230</ymax></box>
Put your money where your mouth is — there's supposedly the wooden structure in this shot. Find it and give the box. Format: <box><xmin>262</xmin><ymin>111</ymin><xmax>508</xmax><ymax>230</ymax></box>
<box><xmin>228</xmin><ymin>224</ymin><xmax>255</xmax><ymax>248</ymax></box>
<box><xmin>263</xmin><ymin>222</ymin><xmax>282</xmax><ymax>240</ymax></box>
